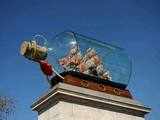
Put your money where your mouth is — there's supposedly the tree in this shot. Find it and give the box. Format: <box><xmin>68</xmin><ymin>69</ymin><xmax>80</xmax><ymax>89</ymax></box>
<box><xmin>0</xmin><ymin>95</ymin><xmax>15</xmax><ymax>120</ymax></box>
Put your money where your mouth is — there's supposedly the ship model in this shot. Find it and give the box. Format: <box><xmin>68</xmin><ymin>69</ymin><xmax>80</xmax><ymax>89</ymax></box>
<box><xmin>59</xmin><ymin>45</ymin><xmax>111</xmax><ymax>80</ymax></box>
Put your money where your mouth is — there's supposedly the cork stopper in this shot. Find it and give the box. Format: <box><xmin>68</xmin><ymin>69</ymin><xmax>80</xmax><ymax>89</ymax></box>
<box><xmin>20</xmin><ymin>40</ymin><xmax>48</xmax><ymax>61</ymax></box>
<box><xmin>20</xmin><ymin>41</ymin><xmax>29</xmax><ymax>56</ymax></box>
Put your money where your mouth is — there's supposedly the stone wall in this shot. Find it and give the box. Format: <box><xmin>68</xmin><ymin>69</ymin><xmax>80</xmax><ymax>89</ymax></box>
<box><xmin>38</xmin><ymin>101</ymin><xmax>144</xmax><ymax>120</ymax></box>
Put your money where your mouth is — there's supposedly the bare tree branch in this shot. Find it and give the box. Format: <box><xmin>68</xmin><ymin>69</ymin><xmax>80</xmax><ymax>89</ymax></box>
<box><xmin>0</xmin><ymin>96</ymin><xmax>15</xmax><ymax>120</ymax></box>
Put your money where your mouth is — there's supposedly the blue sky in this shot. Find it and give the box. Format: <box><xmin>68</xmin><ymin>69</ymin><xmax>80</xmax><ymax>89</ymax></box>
<box><xmin>0</xmin><ymin>0</ymin><xmax>160</xmax><ymax>119</ymax></box>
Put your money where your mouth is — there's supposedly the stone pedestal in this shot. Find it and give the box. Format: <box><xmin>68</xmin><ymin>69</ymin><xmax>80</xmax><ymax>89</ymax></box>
<box><xmin>31</xmin><ymin>83</ymin><xmax>150</xmax><ymax>120</ymax></box>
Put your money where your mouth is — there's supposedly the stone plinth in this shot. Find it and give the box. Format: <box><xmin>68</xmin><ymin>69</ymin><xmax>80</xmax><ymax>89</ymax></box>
<box><xmin>31</xmin><ymin>83</ymin><xmax>150</xmax><ymax>120</ymax></box>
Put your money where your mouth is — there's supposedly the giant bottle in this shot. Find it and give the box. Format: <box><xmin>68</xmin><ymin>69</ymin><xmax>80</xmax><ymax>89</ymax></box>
<box><xmin>20</xmin><ymin>31</ymin><xmax>131</xmax><ymax>88</ymax></box>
